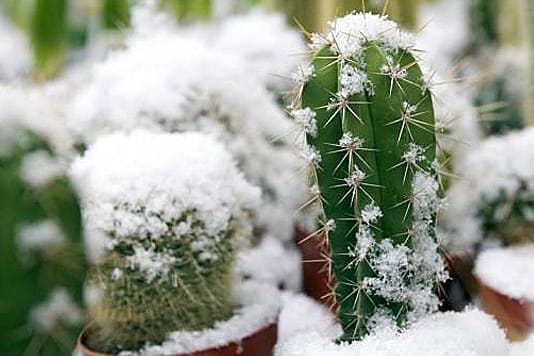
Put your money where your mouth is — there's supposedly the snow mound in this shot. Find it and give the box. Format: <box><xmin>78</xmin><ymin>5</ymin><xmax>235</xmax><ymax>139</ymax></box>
<box><xmin>123</xmin><ymin>281</ymin><xmax>281</xmax><ymax>355</ymax></box>
<box><xmin>70</xmin><ymin>130</ymin><xmax>260</xmax><ymax>263</ymax></box>
<box><xmin>276</xmin><ymin>309</ymin><xmax>508</xmax><ymax>356</ymax></box>
<box><xmin>475</xmin><ymin>245</ymin><xmax>534</xmax><ymax>301</ymax></box>
<box><xmin>236</xmin><ymin>236</ymin><xmax>302</xmax><ymax>291</ymax></box>
<box><xmin>278</xmin><ymin>292</ymin><xmax>339</xmax><ymax>343</ymax></box>
<box><xmin>511</xmin><ymin>334</ymin><xmax>534</xmax><ymax>356</ymax></box>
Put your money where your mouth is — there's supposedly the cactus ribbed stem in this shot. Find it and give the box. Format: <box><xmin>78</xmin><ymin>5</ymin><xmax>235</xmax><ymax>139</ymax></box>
<box><xmin>293</xmin><ymin>13</ymin><xmax>446</xmax><ymax>342</ymax></box>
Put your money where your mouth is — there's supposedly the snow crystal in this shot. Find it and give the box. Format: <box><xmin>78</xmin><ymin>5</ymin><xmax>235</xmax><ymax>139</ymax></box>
<box><xmin>292</xmin><ymin>107</ymin><xmax>317</xmax><ymax>137</ymax></box>
<box><xmin>292</xmin><ymin>64</ymin><xmax>315</xmax><ymax>85</ymax></box>
<box><xmin>29</xmin><ymin>288</ymin><xmax>83</xmax><ymax>332</ymax></box>
<box><xmin>402</xmin><ymin>143</ymin><xmax>425</xmax><ymax>166</ymax></box>
<box><xmin>475</xmin><ymin>245</ymin><xmax>534</xmax><ymax>301</ymax></box>
<box><xmin>276</xmin><ymin>309</ymin><xmax>509</xmax><ymax>356</ymax></box>
<box><xmin>360</xmin><ymin>203</ymin><xmax>382</xmax><ymax>224</ymax></box>
<box><xmin>17</xmin><ymin>220</ymin><xmax>67</xmax><ymax>254</ymax></box>
<box><xmin>339</xmin><ymin>64</ymin><xmax>369</xmax><ymax>98</ymax></box>
<box><xmin>301</xmin><ymin>144</ymin><xmax>322</xmax><ymax>168</ymax></box>
<box><xmin>127</xmin><ymin>246</ymin><xmax>176</xmax><ymax>283</ymax></box>
<box><xmin>19</xmin><ymin>150</ymin><xmax>67</xmax><ymax>188</ymax></box>
<box><xmin>236</xmin><ymin>236</ymin><xmax>302</xmax><ymax>291</ymax></box>
<box><xmin>68</xmin><ymin>17</ymin><xmax>307</xmax><ymax>242</ymax></box>
<box><xmin>69</xmin><ymin>130</ymin><xmax>261</xmax><ymax>264</ymax></box>
<box><xmin>123</xmin><ymin>281</ymin><xmax>280</xmax><ymax>355</ymax></box>
<box><xmin>0</xmin><ymin>14</ymin><xmax>30</xmax><ymax>80</ymax></box>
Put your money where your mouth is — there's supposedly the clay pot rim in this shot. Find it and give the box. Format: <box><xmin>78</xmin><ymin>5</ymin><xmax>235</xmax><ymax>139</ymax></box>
<box><xmin>76</xmin><ymin>281</ymin><xmax>281</xmax><ymax>355</ymax></box>
<box><xmin>77</xmin><ymin>320</ymin><xmax>279</xmax><ymax>356</ymax></box>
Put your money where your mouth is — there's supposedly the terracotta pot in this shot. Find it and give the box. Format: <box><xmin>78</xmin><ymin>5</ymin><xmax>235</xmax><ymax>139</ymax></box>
<box><xmin>294</xmin><ymin>225</ymin><xmax>335</xmax><ymax>309</ymax></box>
<box><xmin>77</xmin><ymin>321</ymin><xmax>278</xmax><ymax>356</ymax></box>
<box><xmin>478</xmin><ymin>280</ymin><xmax>534</xmax><ymax>341</ymax></box>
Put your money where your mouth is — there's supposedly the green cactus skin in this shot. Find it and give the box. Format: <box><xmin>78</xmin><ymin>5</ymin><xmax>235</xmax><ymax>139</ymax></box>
<box><xmin>0</xmin><ymin>135</ymin><xmax>84</xmax><ymax>356</ymax></box>
<box><xmin>85</xmin><ymin>216</ymin><xmax>237</xmax><ymax>353</ymax></box>
<box><xmin>102</xmin><ymin>0</ymin><xmax>131</xmax><ymax>30</ymax></box>
<box><xmin>30</xmin><ymin>0</ymin><xmax>67</xmax><ymax>80</ymax></box>
<box><xmin>293</xmin><ymin>13</ymin><xmax>444</xmax><ymax>342</ymax></box>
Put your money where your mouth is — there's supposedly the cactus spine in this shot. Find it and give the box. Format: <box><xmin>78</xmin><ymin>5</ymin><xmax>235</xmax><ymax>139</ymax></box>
<box><xmin>292</xmin><ymin>13</ymin><xmax>446</xmax><ymax>342</ymax></box>
<box><xmin>71</xmin><ymin>131</ymin><xmax>259</xmax><ymax>353</ymax></box>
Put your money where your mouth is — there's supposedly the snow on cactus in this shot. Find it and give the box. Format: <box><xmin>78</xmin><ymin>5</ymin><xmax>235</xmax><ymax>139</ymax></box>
<box><xmin>184</xmin><ymin>10</ymin><xmax>306</xmax><ymax>92</ymax></box>
<box><xmin>0</xmin><ymin>84</ymin><xmax>84</xmax><ymax>355</ymax></box>
<box><xmin>69</xmin><ymin>130</ymin><xmax>261</xmax><ymax>352</ymax></box>
<box><xmin>290</xmin><ymin>12</ymin><xmax>448</xmax><ymax>341</ymax></box>
<box><xmin>445</xmin><ymin>127</ymin><xmax>534</xmax><ymax>254</ymax></box>
<box><xmin>68</xmin><ymin>5</ymin><xmax>307</xmax><ymax>242</ymax></box>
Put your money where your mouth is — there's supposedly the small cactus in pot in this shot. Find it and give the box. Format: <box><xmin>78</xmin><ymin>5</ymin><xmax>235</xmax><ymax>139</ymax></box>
<box><xmin>70</xmin><ymin>130</ymin><xmax>261</xmax><ymax>353</ymax></box>
<box><xmin>291</xmin><ymin>12</ymin><xmax>448</xmax><ymax>341</ymax></box>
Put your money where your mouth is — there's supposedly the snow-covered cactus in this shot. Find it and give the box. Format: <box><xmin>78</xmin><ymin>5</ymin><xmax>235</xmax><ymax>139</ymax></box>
<box><xmin>292</xmin><ymin>13</ymin><xmax>447</xmax><ymax>341</ymax></box>
<box><xmin>0</xmin><ymin>86</ymin><xmax>84</xmax><ymax>356</ymax></box>
<box><xmin>30</xmin><ymin>0</ymin><xmax>67</xmax><ymax>79</ymax></box>
<box><xmin>70</xmin><ymin>130</ymin><xmax>260</xmax><ymax>353</ymax></box>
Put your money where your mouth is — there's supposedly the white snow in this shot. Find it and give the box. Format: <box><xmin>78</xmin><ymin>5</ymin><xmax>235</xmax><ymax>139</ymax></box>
<box><xmin>19</xmin><ymin>150</ymin><xmax>67</xmax><ymax>188</ymax></box>
<box><xmin>445</xmin><ymin>128</ymin><xmax>534</xmax><ymax>253</ymax></box>
<box><xmin>186</xmin><ymin>10</ymin><xmax>306</xmax><ymax>91</ymax></box>
<box><xmin>69</xmin><ymin>130</ymin><xmax>261</xmax><ymax>264</ymax></box>
<box><xmin>277</xmin><ymin>292</ymin><xmax>339</xmax><ymax>343</ymax></box>
<box><xmin>122</xmin><ymin>281</ymin><xmax>281</xmax><ymax>355</ymax></box>
<box><xmin>0</xmin><ymin>14</ymin><xmax>30</xmax><ymax>80</ymax></box>
<box><xmin>236</xmin><ymin>236</ymin><xmax>302</xmax><ymax>291</ymax></box>
<box><xmin>276</xmin><ymin>309</ymin><xmax>509</xmax><ymax>356</ymax></box>
<box><xmin>475</xmin><ymin>245</ymin><xmax>534</xmax><ymax>301</ymax></box>
<box><xmin>511</xmin><ymin>334</ymin><xmax>534</xmax><ymax>356</ymax></box>
<box><xmin>29</xmin><ymin>288</ymin><xmax>83</xmax><ymax>332</ymax></box>
<box><xmin>16</xmin><ymin>220</ymin><xmax>67</xmax><ymax>254</ymax></box>
<box><xmin>68</xmin><ymin>11</ymin><xmax>307</xmax><ymax>242</ymax></box>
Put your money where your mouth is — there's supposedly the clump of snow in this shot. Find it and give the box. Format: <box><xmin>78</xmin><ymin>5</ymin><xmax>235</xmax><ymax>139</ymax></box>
<box><xmin>0</xmin><ymin>14</ymin><xmax>30</xmax><ymax>80</ymax></box>
<box><xmin>16</xmin><ymin>220</ymin><xmax>66</xmax><ymax>255</ymax></box>
<box><xmin>186</xmin><ymin>10</ymin><xmax>306</xmax><ymax>91</ymax></box>
<box><xmin>29</xmin><ymin>288</ymin><xmax>83</xmax><ymax>332</ymax></box>
<box><xmin>475</xmin><ymin>245</ymin><xmax>534</xmax><ymax>301</ymax></box>
<box><xmin>68</xmin><ymin>9</ymin><xmax>307</xmax><ymax>242</ymax></box>
<box><xmin>19</xmin><ymin>150</ymin><xmax>67</xmax><ymax>188</ymax></box>
<box><xmin>317</xmin><ymin>13</ymin><xmax>415</xmax><ymax>59</ymax></box>
<box><xmin>276</xmin><ymin>309</ymin><xmax>509</xmax><ymax>356</ymax></box>
<box><xmin>70</xmin><ymin>130</ymin><xmax>260</xmax><ymax>271</ymax></box>
<box><xmin>122</xmin><ymin>281</ymin><xmax>280</xmax><ymax>355</ymax></box>
<box><xmin>277</xmin><ymin>292</ymin><xmax>339</xmax><ymax>343</ymax></box>
<box><xmin>236</xmin><ymin>236</ymin><xmax>302</xmax><ymax>291</ymax></box>
<box><xmin>445</xmin><ymin>128</ymin><xmax>534</xmax><ymax>253</ymax></box>
<box><xmin>511</xmin><ymin>334</ymin><xmax>534</xmax><ymax>356</ymax></box>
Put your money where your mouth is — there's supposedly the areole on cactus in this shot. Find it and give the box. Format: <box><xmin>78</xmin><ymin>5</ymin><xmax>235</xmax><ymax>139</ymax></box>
<box><xmin>291</xmin><ymin>12</ymin><xmax>447</xmax><ymax>342</ymax></box>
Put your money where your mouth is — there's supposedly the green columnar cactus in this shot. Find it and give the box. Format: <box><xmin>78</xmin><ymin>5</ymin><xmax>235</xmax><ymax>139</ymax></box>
<box><xmin>71</xmin><ymin>131</ymin><xmax>260</xmax><ymax>353</ymax></box>
<box><xmin>102</xmin><ymin>0</ymin><xmax>131</xmax><ymax>29</ymax></box>
<box><xmin>292</xmin><ymin>13</ymin><xmax>446</xmax><ymax>342</ymax></box>
<box><xmin>0</xmin><ymin>127</ymin><xmax>84</xmax><ymax>356</ymax></box>
<box><xmin>30</xmin><ymin>0</ymin><xmax>67</xmax><ymax>80</ymax></box>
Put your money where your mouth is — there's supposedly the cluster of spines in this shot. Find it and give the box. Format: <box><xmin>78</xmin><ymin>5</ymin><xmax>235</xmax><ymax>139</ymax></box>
<box><xmin>291</xmin><ymin>13</ymin><xmax>447</xmax><ymax>342</ymax></box>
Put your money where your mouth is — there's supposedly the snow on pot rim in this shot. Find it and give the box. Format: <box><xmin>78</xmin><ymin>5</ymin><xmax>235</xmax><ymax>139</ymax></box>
<box><xmin>114</xmin><ymin>281</ymin><xmax>281</xmax><ymax>356</ymax></box>
<box><xmin>275</xmin><ymin>309</ymin><xmax>509</xmax><ymax>356</ymax></box>
<box><xmin>475</xmin><ymin>245</ymin><xmax>534</xmax><ymax>302</ymax></box>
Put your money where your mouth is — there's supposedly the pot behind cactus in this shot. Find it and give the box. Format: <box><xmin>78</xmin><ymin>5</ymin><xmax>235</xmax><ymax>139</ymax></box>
<box><xmin>70</xmin><ymin>130</ymin><xmax>280</xmax><ymax>355</ymax></box>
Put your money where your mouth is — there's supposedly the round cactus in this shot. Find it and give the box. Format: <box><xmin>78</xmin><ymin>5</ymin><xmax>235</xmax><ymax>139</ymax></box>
<box><xmin>291</xmin><ymin>13</ymin><xmax>447</xmax><ymax>342</ymax></box>
<box><xmin>70</xmin><ymin>130</ymin><xmax>260</xmax><ymax>353</ymax></box>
